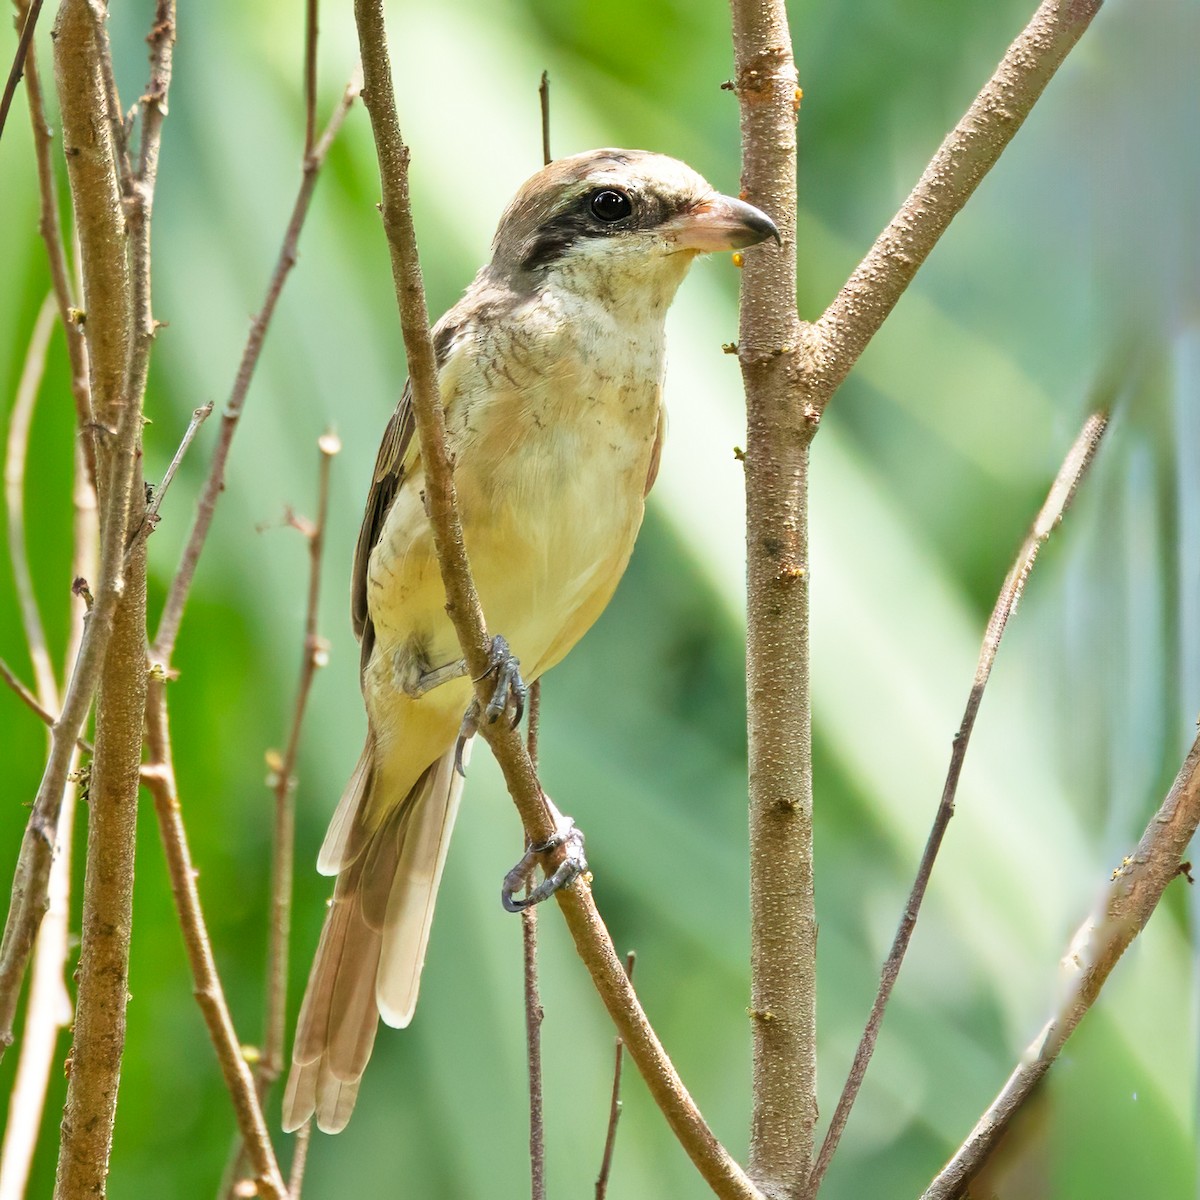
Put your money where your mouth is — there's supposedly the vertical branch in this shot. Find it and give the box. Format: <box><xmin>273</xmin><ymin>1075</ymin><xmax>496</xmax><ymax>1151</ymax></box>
<box><xmin>728</xmin><ymin>1</ymin><xmax>814</xmax><ymax>1195</ymax></box>
<box><xmin>18</xmin><ymin>0</ymin><xmax>95</xmax><ymax>476</ymax></box>
<box><xmin>0</xmin><ymin>320</ymin><xmax>96</xmax><ymax>1200</ymax></box>
<box><xmin>595</xmin><ymin>951</ymin><xmax>635</xmax><ymax>1200</ymax></box>
<box><xmin>0</xmin><ymin>0</ymin><xmax>130</xmax><ymax>1062</ymax></box>
<box><xmin>52</xmin><ymin>3</ymin><xmax>174</xmax><ymax>1194</ymax></box>
<box><xmin>351</xmin><ymin>4</ymin><xmax>761</xmax><ymax>1193</ymax></box>
<box><xmin>261</xmin><ymin>433</ymin><xmax>338</xmax><ymax>1094</ymax></box>
<box><xmin>5</xmin><ymin>293</ymin><xmax>60</xmax><ymax>705</ymax></box>
<box><xmin>152</xmin><ymin>78</ymin><xmax>359</xmax><ymax>663</ymax></box>
<box><xmin>538</xmin><ymin>70</ymin><xmax>550</xmax><ymax>166</ymax></box>
<box><xmin>303</xmin><ymin>0</ymin><xmax>317</xmax><ymax>157</ymax></box>
<box><xmin>142</xmin><ymin>696</ymin><xmax>288</xmax><ymax>1200</ymax></box>
<box><xmin>523</xmin><ymin>682</ymin><xmax>545</xmax><ymax>1200</ymax></box>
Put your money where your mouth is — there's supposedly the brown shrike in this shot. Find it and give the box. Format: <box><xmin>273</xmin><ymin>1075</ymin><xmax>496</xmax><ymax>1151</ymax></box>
<box><xmin>283</xmin><ymin>149</ymin><xmax>778</xmax><ymax>1134</ymax></box>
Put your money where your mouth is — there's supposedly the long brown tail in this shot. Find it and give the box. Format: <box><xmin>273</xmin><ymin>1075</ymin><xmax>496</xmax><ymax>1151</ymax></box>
<box><xmin>282</xmin><ymin>744</ymin><xmax>464</xmax><ymax>1134</ymax></box>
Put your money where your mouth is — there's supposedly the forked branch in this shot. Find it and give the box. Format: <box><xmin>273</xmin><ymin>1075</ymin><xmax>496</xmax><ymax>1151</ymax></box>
<box><xmin>811</xmin><ymin>410</ymin><xmax>1109</xmax><ymax>1192</ymax></box>
<box><xmin>922</xmin><ymin>733</ymin><xmax>1200</xmax><ymax>1199</ymax></box>
<box><xmin>351</xmin><ymin>2</ymin><xmax>762</xmax><ymax>1194</ymax></box>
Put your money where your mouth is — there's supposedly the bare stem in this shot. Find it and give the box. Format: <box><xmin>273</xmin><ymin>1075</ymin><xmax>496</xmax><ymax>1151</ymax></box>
<box><xmin>17</xmin><ymin>0</ymin><xmax>94</xmax><ymax>479</ymax></box>
<box><xmin>142</xmin><ymin>689</ymin><xmax>288</xmax><ymax>1200</ymax></box>
<box><xmin>303</xmin><ymin>0</ymin><xmax>317</xmax><ymax>157</ymax></box>
<box><xmin>261</xmin><ymin>433</ymin><xmax>337</xmax><ymax>1092</ymax></box>
<box><xmin>595</xmin><ymin>951</ymin><xmax>636</xmax><ymax>1200</ymax></box>
<box><xmin>523</xmin><ymin>681</ymin><xmax>545</xmax><ymax>1200</ymax></box>
<box><xmin>6</xmin><ymin>295</ymin><xmax>64</xmax><ymax>707</ymax></box>
<box><xmin>287</xmin><ymin>1123</ymin><xmax>311</xmax><ymax>1199</ymax></box>
<box><xmin>0</xmin><ymin>432</ymin><xmax>95</xmax><ymax>1200</ymax></box>
<box><xmin>810</xmin><ymin>411</ymin><xmax>1109</xmax><ymax>1192</ymax></box>
<box><xmin>521</xmin><ymin>905</ymin><xmax>545</xmax><ymax>1200</ymax></box>
<box><xmin>131</xmin><ymin>402</ymin><xmax>213</xmax><ymax>554</ymax></box>
<box><xmin>0</xmin><ymin>658</ymin><xmax>93</xmax><ymax>754</ymax></box>
<box><xmin>52</xmin><ymin>4</ymin><xmax>176</xmax><ymax>1194</ymax></box>
<box><xmin>152</xmin><ymin>77</ymin><xmax>359</xmax><ymax>664</ymax></box>
<box><xmin>351</xmin><ymin>4</ymin><xmax>762</xmax><ymax>1195</ymax></box>
<box><xmin>538</xmin><ymin>70</ymin><xmax>550</xmax><ymax>166</ymax></box>
<box><xmin>922</xmin><ymin>732</ymin><xmax>1200</xmax><ymax>1199</ymax></box>
<box><xmin>0</xmin><ymin>0</ymin><xmax>133</xmax><ymax>1067</ymax></box>
<box><xmin>727</xmin><ymin>0</ymin><xmax>816</xmax><ymax>1194</ymax></box>
<box><xmin>0</xmin><ymin>0</ymin><xmax>42</xmax><ymax>144</ymax></box>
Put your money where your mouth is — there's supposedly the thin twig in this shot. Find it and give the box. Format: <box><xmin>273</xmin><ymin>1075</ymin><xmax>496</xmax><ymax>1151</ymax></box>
<box><xmin>523</xmin><ymin>681</ymin><xmax>545</xmax><ymax>1200</ymax></box>
<box><xmin>808</xmin><ymin>0</ymin><xmax>1104</xmax><ymax>413</ymax></box>
<box><xmin>17</xmin><ymin>0</ymin><xmax>94</xmax><ymax>478</ymax></box>
<box><xmin>538</xmin><ymin>70</ymin><xmax>550</xmax><ymax>166</ymax></box>
<box><xmin>219</xmin><ymin>433</ymin><xmax>338</xmax><ymax>1199</ymax></box>
<box><xmin>152</xmin><ymin>75</ymin><xmax>359</xmax><ymax>664</ymax></box>
<box><xmin>809</xmin><ymin>410</ymin><xmax>1110</xmax><ymax>1193</ymax></box>
<box><xmin>142</xmin><ymin>694</ymin><xmax>288</xmax><ymax>1200</ymax></box>
<box><xmin>137</xmin><ymin>402</ymin><xmax>213</xmax><ymax>541</ymax></box>
<box><xmin>80</xmin><ymin>0</ymin><xmax>130</xmax><ymax>187</ymax></box>
<box><xmin>922</xmin><ymin>732</ymin><xmax>1200</xmax><ymax>1199</ymax></box>
<box><xmin>0</xmin><ymin>440</ymin><xmax>94</xmax><ymax>1200</ymax></box>
<box><xmin>595</xmin><ymin>951</ymin><xmax>636</xmax><ymax>1200</ymax></box>
<box><xmin>521</xmin><ymin>904</ymin><xmax>545</xmax><ymax>1200</ymax></box>
<box><xmin>262</xmin><ymin>432</ymin><xmax>337</xmax><ymax>1090</ymax></box>
<box><xmin>0</xmin><ymin>0</ymin><xmax>42</xmax><ymax>145</ymax></box>
<box><xmin>303</xmin><ymin>0</ymin><xmax>317</xmax><ymax>158</ymax></box>
<box><xmin>287</xmin><ymin>1123</ymin><xmax>311</xmax><ymax>1199</ymax></box>
<box><xmin>0</xmin><ymin>658</ymin><xmax>93</xmax><ymax>755</ymax></box>
<box><xmin>4</xmin><ymin>293</ymin><xmax>61</xmax><ymax>708</ymax></box>
<box><xmin>352</xmin><ymin>5</ymin><xmax>761</xmax><ymax>1195</ymax></box>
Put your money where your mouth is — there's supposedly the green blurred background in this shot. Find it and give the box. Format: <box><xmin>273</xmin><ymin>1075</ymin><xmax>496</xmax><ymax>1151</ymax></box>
<box><xmin>1</xmin><ymin>0</ymin><xmax>1197</xmax><ymax>1196</ymax></box>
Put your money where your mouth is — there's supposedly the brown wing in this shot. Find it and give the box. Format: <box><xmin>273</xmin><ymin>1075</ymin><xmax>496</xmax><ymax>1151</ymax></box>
<box><xmin>351</xmin><ymin>382</ymin><xmax>416</xmax><ymax>672</ymax></box>
<box><xmin>351</xmin><ymin>320</ymin><xmax>465</xmax><ymax>674</ymax></box>
<box><xmin>643</xmin><ymin>401</ymin><xmax>666</xmax><ymax>497</ymax></box>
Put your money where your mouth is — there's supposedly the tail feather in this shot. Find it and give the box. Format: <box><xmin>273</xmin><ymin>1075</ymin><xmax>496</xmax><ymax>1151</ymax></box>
<box><xmin>378</xmin><ymin>746</ymin><xmax>467</xmax><ymax>1027</ymax></box>
<box><xmin>282</xmin><ymin>739</ymin><xmax>467</xmax><ymax>1135</ymax></box>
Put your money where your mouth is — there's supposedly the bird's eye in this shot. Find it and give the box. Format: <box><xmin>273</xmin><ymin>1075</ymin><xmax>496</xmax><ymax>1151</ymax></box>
<box><xmin>588</xmin><ymin>188</ymin><xmax>633</xmax><ymax>223</ymax></box>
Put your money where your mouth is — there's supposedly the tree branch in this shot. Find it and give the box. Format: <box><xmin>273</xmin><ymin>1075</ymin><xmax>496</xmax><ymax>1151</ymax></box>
<box><xmin>152</xmin><ymin>76</ymin><xmax>359</xmax><ymax>664</ymax></box>
<box><xmin>6</xmin><ymin>295</ymin><xmax>63</xmax><ymax>706</ymax></box>
<box><xmin>595</xmin><ymin>951</ymin><xmax>635</xmax><ymax>1200</ymax></box>
<box><xmin>0</xmin><ymin>0</ymin><xmax>42</xmax><ymax>145</ymax></box>
<box><xmin>141</xmin><ymin>693</ymin><xmax>288</xmax><ymax>1200</ymax></box>
<box><xmin>922</xmin><ymin>732</ymin><xmax>1200</xmax><ymax>1199</ymax></box>
<box><xmin>523</xmin><ymin>681</ymin><xmax>545</xmax><ymax>1200</ymax></box>
<box><xmin>808</xmin><ymin>0</ymin><xmax>1104</xmax><ymax>412</ymax></box>
<box><xmin>351</xmin><ymin>4</ymin><xmax>762</xmax><ymax>1195</ymax></box>
<box><xmin>0</xmin><ymin>398</ymin><xmax>95</xmax><ymax>1200</ymax></box>
<box><xmin>727</xmin><ymin>2</ymin><xmax>814</xmax><ymax>1196</ymax></box>
<box><xmin>17</xmin><ymin>0</ymin><xmax>95</xmax><ymax>481</ymax></box>
<box><xmin>0</xmin><ymin>0</ymin><xmax>134</xmax><ymax>1066</ymax></box>
<box><xmin>52</xmin><ymin>3</ymin><xmax>174</xmax><ymax>1194</ymax></box>
<box><xmin>811</xmin><ymin>410</ymin><xmax>1109</xmax><ymax>1192</ymax></box>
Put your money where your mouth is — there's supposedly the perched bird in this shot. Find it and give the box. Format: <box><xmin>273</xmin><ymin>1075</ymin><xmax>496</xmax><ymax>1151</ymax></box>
<box><xmin>283</xmin><ymin>149</ymin><xmax>778</xmax><ymax>1134</ymax></box>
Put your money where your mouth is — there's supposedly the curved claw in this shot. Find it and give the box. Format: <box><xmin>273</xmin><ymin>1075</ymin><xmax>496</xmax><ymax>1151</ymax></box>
<box><xmin>476</xmin><ymin>634</ymin><xmax>527</xmax><ymax>728</ymax></box>
<box><xmin>454</xmin><ymin>703</ymin><xmax>478</xmax><ymax>777</ymax></box>
<box><xmin>501</xmin><ymin>817</ymin><xmax>587</xmax><ymax>913</ymax></box>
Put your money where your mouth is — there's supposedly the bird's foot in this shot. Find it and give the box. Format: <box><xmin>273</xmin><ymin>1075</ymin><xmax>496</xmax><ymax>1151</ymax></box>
<box><xmin>501</xmin><ymin>808</ymin><xmax>588</xmax><ymax>913</ymax></box>
<box><xmin>476</xmin><ymin>634</ymin><xmax>527</xmax><ymax>727</ymax></box>
<box><xmin>452</xmin><ymin>635</ymin><xmax>527</xmax><ymax>776</ymax></box>
<box><xmin>402</xmin><ymin>655</ymin><xmax>467</xmax><ymax>699</ymax></box>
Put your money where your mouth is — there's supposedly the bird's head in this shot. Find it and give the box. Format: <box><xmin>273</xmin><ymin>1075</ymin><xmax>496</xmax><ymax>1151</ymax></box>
<box><xmin>487</xmin><ymin>149</ymin><xmax>779</xmax><ymax>303</ymax></box>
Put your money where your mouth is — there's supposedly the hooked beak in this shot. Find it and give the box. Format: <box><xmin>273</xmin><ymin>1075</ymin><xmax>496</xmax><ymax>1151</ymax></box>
<box><xmin>662</xmin><ymin>193</ymin><xmax>781</xmax><ymax>253</ymax></box>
